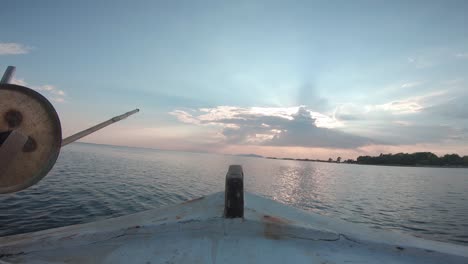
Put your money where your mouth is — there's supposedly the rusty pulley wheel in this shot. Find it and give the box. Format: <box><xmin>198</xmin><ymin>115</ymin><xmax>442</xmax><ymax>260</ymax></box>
<box><xmin>0</xmin><ymin>83</ymin><xmax>62</xmax><ymax>194</ymax></box>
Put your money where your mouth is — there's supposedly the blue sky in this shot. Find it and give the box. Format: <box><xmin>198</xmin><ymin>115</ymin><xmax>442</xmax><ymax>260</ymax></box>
<box><xmin>1</xmin><ymin>0</ymin><xmax>468</xmax><ymax>159</ymax></box>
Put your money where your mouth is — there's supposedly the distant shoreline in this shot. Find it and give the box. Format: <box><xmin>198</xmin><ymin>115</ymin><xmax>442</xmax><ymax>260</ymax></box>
<box><xmin>265</xmin><ymin>157</ymin><xmax>468</xmax><ymax>169</ymax></box>
<box><xmin>73</xmin><ymin>142</ymin><xmax>468</xmax><ymax>169</ymax></box>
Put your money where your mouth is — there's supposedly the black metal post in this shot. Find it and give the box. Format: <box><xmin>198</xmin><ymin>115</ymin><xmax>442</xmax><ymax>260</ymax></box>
<box><xmin>224</xmin><ymin>165</ymin><xmax>244</xmax><ymax>218</ymax></box>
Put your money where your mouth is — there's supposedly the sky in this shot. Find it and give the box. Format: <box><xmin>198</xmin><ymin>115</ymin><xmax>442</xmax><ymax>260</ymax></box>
<box><xmin>1</xmin><ymin>0</ymin><xmax>468</xmax><ymax>159</ymax></box>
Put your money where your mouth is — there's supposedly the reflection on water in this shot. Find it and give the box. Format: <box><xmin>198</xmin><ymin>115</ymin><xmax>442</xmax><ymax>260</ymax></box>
<box><xmin>0</xmin><ymin>143</ymin><xmax>467</xmax><ymax>245</ymax></box>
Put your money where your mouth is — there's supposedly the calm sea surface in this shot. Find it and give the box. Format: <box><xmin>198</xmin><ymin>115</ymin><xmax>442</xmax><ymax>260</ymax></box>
<box><xmin>1</xmin><ymin>143</ymin><xmax>467</xmax><ymax>245</ymax></box>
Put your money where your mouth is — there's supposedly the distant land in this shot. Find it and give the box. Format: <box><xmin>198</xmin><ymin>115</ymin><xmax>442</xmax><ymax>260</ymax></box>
<box><xmin>75</xmin><ymin>143</ymin><xmax>467</xmax><ymax>168</ymax></box>
<box><xmin>266</xmin><ymin>152</ymin><xmax>468</xmax><ymax>168</ymax></box>
<box><xmin>235</xmin><ymin>153</ymin><xmax>264</xmax><ymax>158</ymax></box>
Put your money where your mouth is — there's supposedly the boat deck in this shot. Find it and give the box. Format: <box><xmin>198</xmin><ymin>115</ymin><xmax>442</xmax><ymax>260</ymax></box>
<box><xmin>1</xmin><ymin>192</ymin><xmax>467</xmax><ymax>263</ymax></box>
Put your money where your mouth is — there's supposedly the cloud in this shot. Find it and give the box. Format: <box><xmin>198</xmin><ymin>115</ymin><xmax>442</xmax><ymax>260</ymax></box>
<box><xmin>168</xmin><ymin>110</ymin><xmax>200</xmax><ymax>124</ymax></box>
<box><xmin>0</xmin><ymin>43</ymin><xmax>32</xmax><ymax>55</ymax></box>
<box><xmin>171</xmin><ymin>106</ymin><xmax>376</xmax><ymax>149</ymax></box>
<box><xmin>334</xmin><ymin>91</ymin><xmax>446</xmax><ymax>121</ymax></box>
<box><xmin>334</xmin><ymin>100</ymin><xmax>422</xmax><ymax>121</ymax></box>
<box><xmin>424</xmin><ymin>95</ymin><xmax>468</xmax><ymax>119</ymax></box>
<box><xmin>375</xmin><ymin>100</ymin><xmax>423</xmax><ymax>114</ymax></box>
<box><xmin>266</xmin><ymin>108</ymin><xmax>376</xmax><ymax>148</ymax></box>
<box><xmin>169</xmin><ymin>86</ymin><xmax>467</xmax><ymax>152</ymax></box>
<box><xmin>11</xmin><ymin>78</ymin><xmax>67</xmax><ymax>103</ymax></box>
<box><xmin>331</xmin><ymin>88</ymin><xmax>467</xmax><ymax>147</ymax></box>
<box><xmin>172</xmin><ymin>106</ymin><xmax>341</xmax><ymax>128</ymax></box>
<box><xmin>401</xmin><ymin>81</ymin><xmax>422</xmax><ymax>88</ymax></box>
<box><xmin>364</xmin><ymin>123</ymin><xmax>456</xmax><ymax>145</ymax></box>
<box><xmin>407</xmin><ymin>56</ymin><xmax>434</xmax><ymax>69</ymax></box>
<box><xmin>455</xmin><ymin>53</ymin><xmax>468</xmax><ymax>59</ymax></box>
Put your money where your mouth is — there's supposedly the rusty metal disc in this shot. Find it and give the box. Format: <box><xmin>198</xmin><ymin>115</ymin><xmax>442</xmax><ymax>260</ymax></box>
<box><xmin>0</xmin><ymin>84</ymin><xmax>62</xmax><ymax>194</ymax></box>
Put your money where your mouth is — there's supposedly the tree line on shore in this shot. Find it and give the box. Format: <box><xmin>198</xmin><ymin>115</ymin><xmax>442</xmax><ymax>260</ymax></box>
<box><xmin>344</xmin><ymin>152</ymin><xmax>468</xmax><ymax>166</ymax></box>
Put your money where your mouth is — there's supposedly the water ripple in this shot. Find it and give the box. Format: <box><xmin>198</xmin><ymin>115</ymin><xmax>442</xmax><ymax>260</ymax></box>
<box><xmin>0</xmin><ymin>143</ymin><xmax>467</xmax><ymax>246</ymax></box>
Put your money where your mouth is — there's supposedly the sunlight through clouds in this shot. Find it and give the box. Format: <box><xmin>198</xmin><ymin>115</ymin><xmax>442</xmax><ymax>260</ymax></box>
<box><xmin>2</xmin><ymin>1</ymin><xmax>468</xmax><ymax>158</ymax></box>
<box><xmin>170</xmin><ymin>106</ymin><xmax>370</xmax><ymax>149</ymax></box>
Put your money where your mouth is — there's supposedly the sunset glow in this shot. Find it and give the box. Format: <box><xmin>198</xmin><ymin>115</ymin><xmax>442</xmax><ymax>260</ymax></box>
<box><xmin>2</xmin><ymin>1</ymin><xmax>467</xmax><ymax>159</ymax></box>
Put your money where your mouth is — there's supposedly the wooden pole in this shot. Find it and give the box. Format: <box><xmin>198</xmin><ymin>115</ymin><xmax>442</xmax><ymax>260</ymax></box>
<box><xmin>61</xmin><ymin>109</ymin><xmax>140</xmax><ymax>146</ymax></box>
